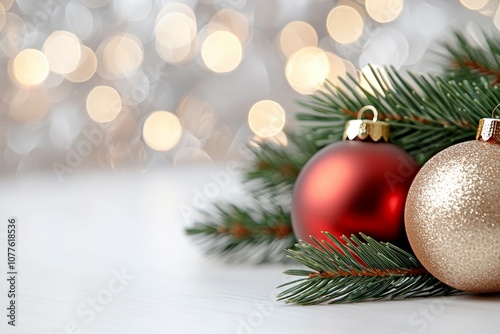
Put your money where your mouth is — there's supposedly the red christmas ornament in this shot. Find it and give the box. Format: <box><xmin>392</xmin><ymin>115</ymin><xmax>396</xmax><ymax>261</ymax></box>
<box><xmin>292</xmin><ymin>106</ymin><xmax>419</xmax><ymax>247</ymax></box>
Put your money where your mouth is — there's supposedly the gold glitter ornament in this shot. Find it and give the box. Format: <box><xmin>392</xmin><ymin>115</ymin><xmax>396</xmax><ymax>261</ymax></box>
<box><xmin>405</xmin><ymin>115</ymin><xmax>500</xmax><ymax>293</ymax></box>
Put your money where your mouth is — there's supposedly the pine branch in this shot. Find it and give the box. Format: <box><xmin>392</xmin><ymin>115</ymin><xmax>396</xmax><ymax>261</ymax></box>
<box><xmin>277</xmin><ymin>233</ymin><xmax>461</xmax><ymax>304</ymax></box>
<box><xmin>185</xmin><ymin>203</ymin><xmax>295</xmax><ymax>263</ymax></box>
<box><xmin>441</xmin><ymin>31</ymin><xmax>500</xmax><ymax>84</ymax></box>
<box><xmin>298</xmin><ymin>67</ymin><xmax>499</xmax><ymax>164</ymax></box>
<box><xmin>243</xmin><ymin>131</ymin><xmax>319</xmax><ymax>194</ymax></box>
<box><xmin>186</xmin><ymin>31</ymin><xmax>500</xmax><ymax>263</ymax></box>
<box><xmin>185</xmin><ymin>134</ymin><xmax>313</xmax><ymax>263</ymax></box>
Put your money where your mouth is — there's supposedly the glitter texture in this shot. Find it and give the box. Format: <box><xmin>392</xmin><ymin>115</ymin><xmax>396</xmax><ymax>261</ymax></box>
<box><xmin>405</xmin><ymin>140</ymin><xmax>500</xmax><ymax>293</ymax></box>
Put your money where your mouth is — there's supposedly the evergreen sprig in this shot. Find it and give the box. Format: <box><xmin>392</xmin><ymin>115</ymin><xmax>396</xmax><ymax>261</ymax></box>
<box><xmin>185</xmin><ymin>31</ymin><xmax>500</xmax><ymax>263</ymax></box>
<box><xmin>298</xmin><ymin>67</ymin><xmax>498</xmax><ymax>164</ymax></box>
<box><xmin>442</xmin><ymin>31</ymin><xmax>500</xmax><ymax>84</ymax></box>
<box><xmin>243</xmin><ymin>132</ymin><xmax>318</xmax><ymax>195</ymax></box>
<box><xmin>185</xmin><ymin>203</ymin><xmax>295</xmax><ymax>263</ymax></box>
<box><xmin>277</xmin><ymin>233</ymin><xmax>461</xmax><ymax>304</ymax></box>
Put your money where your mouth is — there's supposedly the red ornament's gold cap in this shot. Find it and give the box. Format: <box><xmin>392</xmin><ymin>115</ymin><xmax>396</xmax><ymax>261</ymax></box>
<box><xmin>476</xmin><ymin>118</ymin><xmax>500</xmax><ymax>144</ymax></box>
<box><xmin>342</xmin><ymin>106</ymin><xmax>390</xmax><ymax>142</ymax></box>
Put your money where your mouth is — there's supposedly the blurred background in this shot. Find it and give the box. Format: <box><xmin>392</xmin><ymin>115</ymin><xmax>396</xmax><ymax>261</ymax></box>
<box><xmin>0</xmin><ymin>0</ymin><xmax>497</xmax><ymax>179</ymax></box>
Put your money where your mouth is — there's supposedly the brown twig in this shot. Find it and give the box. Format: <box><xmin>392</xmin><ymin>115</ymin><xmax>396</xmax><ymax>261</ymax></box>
<box><xmin>454</xmin><ymin>60</ymin><xmax>500</xmax><ymax>85</ymax></box>
<box><xmin>218</xmin><ymin>223</ymin><xmax>293</xmax><ymax>239</ymax></box>
<box><xmin>308</xmin><ymin>267</ymin><xmax>429</xmax><ymax>279</ymax></box>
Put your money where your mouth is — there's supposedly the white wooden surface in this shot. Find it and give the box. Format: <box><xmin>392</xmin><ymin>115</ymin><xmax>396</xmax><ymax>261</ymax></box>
<box><xmin>1</xmin><ymin>165</ymin><xmax>499</xmax><ymax>334</ymax></box>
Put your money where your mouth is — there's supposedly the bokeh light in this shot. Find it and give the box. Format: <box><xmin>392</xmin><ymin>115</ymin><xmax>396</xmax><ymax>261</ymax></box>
<box><xmin>63</xmin><ymin>2</ymin><xmax>95</xmax><ymax>41</ymax></box>
<box><xmin>86</xmin><ymin>86</ymin><xmax>122</xmax><ymax>123</ymax></box>
<box><xmin>43</xmin><ymin>31</ymin><xmax>82</xmax><ymax>74</ymax></box>
<box><xmin>252</xmin><ymin>131</ymin><xmax>288</xmax><ymax>147</ymax></box>
<box><xmin>326</xmin><ymin>5</ymin><xmax>364</xmax><ymax>44</ymax></box>
<box><xmin>115</xmin><ymin>71</ymin><xmax>151</xmax><ymax>106</ymax></box>
<box><xmin>279</xmin><ymin>21</ymin><xmax>318</xmax><ymax>58</ymax></box>
<box><xmin>80</xmin><ymin>0</ymin><xmax>111</xmax><ymax>8</ymax></box>
<box><xmin>156</xmin><ymin>13</ymin><xmax>195</xmax><ymax>49</ymax></box>
<box><xmin>358</xmin><ymin>65</ymin><xmax>392</xmax><ymax>96</ymax></box>
<box><xmin>0</xmin><ymin>0</ymin><xmax>496</xmax><ymax>174</ymax></box>
<box><xmin>360</xmin><ymin>27</ymin><xmax>409</xmax><ymax>68</ymax></box>
<box><xmin>98</xmin><ymin>107</ymin><xmax>148</xmax><ymax>172</ymax></box>
<box><xmin>174</xmin><ymin>147</ymin><xmax>213</xmax><ymax>165</ymax></box>
<box><xmin>343</xmin><ymin>59</ymin><xmax>357</xmax><ymax>80</ymax></box>
<box><xmin>0</xmin><ymin>4</ymin><xmax>6</xmax><ymax>31</ymax></box>
<box><xmin>201</xmin><ymin>30</ymin><xmax>242</xmax><ymax>73</ymax></box>
<box><xmin>495</xmin><ymin>7</ymin><xmax>500</xmax><ymax>30</ymax></box>
<box><xmin>248</xmin><ymin>100</ymin><xmax>286</xmax><ymax>137</ymax></box>
<box><xmin>323</xmin><ymin>52</ymin><xmax>347</xmax><ymax>89</ymax></box>
<box><xmin>113</xmin><ymin>0</ymin><xmax>152</xmax><ymax>22</ymax></box>
<box><xmin>478</xmin><ymin>3</ymin><xmax>496</xmax><ymax>16</ymax></box>
<box><xmin>0</xmin><ymin>13</ymin><xmax>27</xmax><ymax>57</ymax></box>
<box><xmin>177</xmin><ymin>95</ymin><xmax>217</xmax><ymax>140</ymax></box>
<box><xmin>286</xmin><ymin>47</ymin><xmax>329</xmax><ymax>94</ymax></box>
<box><xmin>365</xmin><ymin>0</ymin><xmax>404</xmax><ymax>23</ymax></box>
<box><xmin>103</xmin><ymin>34</ymin><xmax>144</xmax><ymax>78</ymax></box>
<box><xmin>460</xmin><ymin>0</ymin><xmax>489</xmax><ymax>10</ymax></box>
<box><xmin>65</xmin><ymin>46</ymin><xmax>97</xmax><ymax>83</ymax></box>
<box><xmin>210</xmin><ymin>9</ymin><xmax>249</xmax><ymax>44</ymax></box>
<box><xmin>9</xmin><ymin>87</ymin><xmax>50</xmax><ymax>123</ymax></box>
<box><xmin>143</xmin><ymin>111</ymin><xmax>182</xmax><ymax>151</ymax></box>
<box><xmin>11</xmin><ymin>49</ymin><xmax>49</xmax><ymax>87</ymax></box>
<box><xmin>155</xmin><ymin>9</ymin><xmax>197</xmax><ymax>64</ymax></box>
<box><xmin>0</xmin><ymin>0</ymin><xmax>13</xmax><ymax>11</ymax></box>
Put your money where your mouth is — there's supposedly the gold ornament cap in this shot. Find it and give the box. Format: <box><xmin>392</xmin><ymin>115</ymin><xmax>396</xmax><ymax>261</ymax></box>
<box><xmin>476</xmin><ymin>103</ymin><xmax>500</xmax><ymax>144</ymax></box>
<box><xmin>476</xmin><ymin>118</ymin><xmax>500</xmax><ymax>144</ymax></box>
<box><xmin>342</xmin><ymin>105</ymin><xmax>390</xmax><ymax>142</ymax></box>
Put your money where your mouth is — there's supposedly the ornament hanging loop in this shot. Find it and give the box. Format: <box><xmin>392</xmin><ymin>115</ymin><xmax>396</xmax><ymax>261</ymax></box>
<box><xmin>491</xmin><ymin>103</ymin><xmax>500</xmax><ymax>119</ymax></box>
<box><xmin>343</xmin><ymin>105</ymin><xmax>389</xmax><ymax>142</ymax></box>
<box><xmin>358</xmin><ymin>105</ymin><xmax>378</xmax><ymax>123</ymax></box>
